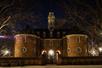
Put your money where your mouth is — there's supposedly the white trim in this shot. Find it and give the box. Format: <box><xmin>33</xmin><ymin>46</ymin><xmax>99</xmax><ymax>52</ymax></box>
<box><xmin>65</xmin><ymin>34</ymin><xmax>88</xmax><ymax>39</ymax></box>
<box><xmin>14</xmin><ymin>34</ymin><xmax>40</xmax><ymax>38</ymax></box>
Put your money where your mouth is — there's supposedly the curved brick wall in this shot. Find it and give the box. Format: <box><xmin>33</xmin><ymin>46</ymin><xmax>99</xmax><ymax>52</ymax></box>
<box><xmin>65</xmin><ymin>34</ymin><xmax>88</xmax><ymax>57</ymax></box>
<box><xmin>14</xmin><ymin>34</ymin><xmax>39</xmax><ymax>57</ymax></box>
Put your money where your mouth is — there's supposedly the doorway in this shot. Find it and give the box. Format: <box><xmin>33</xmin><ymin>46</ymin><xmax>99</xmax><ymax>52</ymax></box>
<box><xmin>48</xmin><ymin>49</ymin><xmax>55</xmax><ymax>64</ymax></box>
<box><xmin>41</xmin><ymin>49</ymin><xmax>61</xmax><ymax>64</ymax></box>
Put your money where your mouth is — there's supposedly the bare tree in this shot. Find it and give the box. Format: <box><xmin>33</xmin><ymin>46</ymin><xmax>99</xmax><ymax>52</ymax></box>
<box><xmin>0</xmin><ymin>16</ymin><xmax>11</xmax><ymax>33</ymax></box>
<box><xmin>57</xmin><ymin>0</ymin><xmax>102</xmax><ymax>43</ymax></box>
<box><xmin>0</xmin><ymin>0</ymin><xmax>15</xmax><ymax>15</ymax></box>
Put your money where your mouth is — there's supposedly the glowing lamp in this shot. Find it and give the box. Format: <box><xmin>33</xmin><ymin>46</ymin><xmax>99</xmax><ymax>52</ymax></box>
<box><xmin>1</xmin><ymin>49</ymin><xmax>10</xmax><ymax>56</ymax></box>
<box><xmin>89</xmin><ymin>48</ymin><xmax>99</xmax><ymax>56</ymax></box>
<box><xmin>48</xmin><ymin>49</ymin><xmax>54</xmax><ymax>56</ymax></box>
<box><xmin>98</xmin><ymin>47</ymin><xmax>102</xmax><ymax>52</ymax></box>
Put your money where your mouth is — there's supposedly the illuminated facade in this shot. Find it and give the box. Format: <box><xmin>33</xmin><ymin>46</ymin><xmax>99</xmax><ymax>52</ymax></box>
<box><xmin>14</xmin><ymin>34</ymin><xmax>40</xmax><ymax>57</ymax></box>
<box><xmin>9</xmin><ymin>12</ymin><xmax>89</xmax><ymax>64</ymax></box>
<box><xmin>14</xmin><ymin>33</ymin><xmax>88</xmax><ymax>58</ymax></box>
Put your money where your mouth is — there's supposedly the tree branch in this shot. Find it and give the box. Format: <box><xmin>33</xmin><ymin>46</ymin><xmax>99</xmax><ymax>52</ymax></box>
<box><xmin>0</xmin><ymin>16</ymin><xmax>11</xmax><ymax>31</ymax></box>
<box><xmin>0</xmin><ymin>0</ymin><xmax>15</xmax><ymax>15</ymax></box>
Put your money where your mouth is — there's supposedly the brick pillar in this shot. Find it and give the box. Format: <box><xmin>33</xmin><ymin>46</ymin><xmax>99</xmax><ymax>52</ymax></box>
<box><xmin>65</xmin><ymin>34</ymin><xmax>88</xmax><ymax>57</ymax></box>
<box><xmin>14</xmin><ymin>34</ymin><xmax>38</xmax><ymax>57</ymax></box>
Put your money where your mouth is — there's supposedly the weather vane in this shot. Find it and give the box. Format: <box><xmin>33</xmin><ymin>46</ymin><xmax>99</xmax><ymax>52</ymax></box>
<box><xmin>48</xmin><ymin>12</ymin><xmax>56</xmax><ymax>37</ymax></box>
<box><xmin>48</xmin><ymin>12</ymin><xmax>55</xmax><ymax>32</ymax></box>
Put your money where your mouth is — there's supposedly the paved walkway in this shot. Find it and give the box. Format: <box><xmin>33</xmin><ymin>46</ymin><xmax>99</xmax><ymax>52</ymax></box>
<box><xmin>0</xmin><ymin>65</ymin><xmax>102</xmax><ymax>68</ymax></box>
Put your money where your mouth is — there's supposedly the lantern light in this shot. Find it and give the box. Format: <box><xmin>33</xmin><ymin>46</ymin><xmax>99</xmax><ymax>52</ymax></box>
<box><xmin>1</xmin><ymin>48</ymin><xmax>11</xmax><ymax>56</ymax></box>
<box><xmin>89</xmin><ymin>47</ymin><xmax>99</xmax><ymax>56</ymax></box>
<box><xmin>98</xmin><ymin>47</ymin><xmax>102</xmax><ymax>52</ymax></box>
<box><xmin>48</xmin><ymin>49</ymin><xmax>54</xmax><ymax>56</ymax></box>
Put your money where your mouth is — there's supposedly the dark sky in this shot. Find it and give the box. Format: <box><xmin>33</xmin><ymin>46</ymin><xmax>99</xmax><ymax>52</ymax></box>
<box><xmin>12</xmin><ymin>0</ymin><xmax>97</xmax><ymax>33</ymax></box>
<box><xmin>0</xmin><ymin>0</ymin><xmax>101</xmax><ymax>35</ymax></box>
<box><xmin>14</xmin><ymin>0</ymin><xmax>65</xmax><ymax>30</ymax></box>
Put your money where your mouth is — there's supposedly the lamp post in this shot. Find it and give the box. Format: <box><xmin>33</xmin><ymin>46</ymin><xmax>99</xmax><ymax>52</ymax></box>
<box><xmin>0</xmin><ymin>48</ymin><xmax>11</xmax><ymax>57</ymax></box>
<box><xmin>98</xmin><ymin>46</ymin><xmax>102</xmax><ymax>56</ymax></box>
<box><xmin>88</xmin><ymin>40</ymin><xmax>99</xmax><ymax>56</ymax></box>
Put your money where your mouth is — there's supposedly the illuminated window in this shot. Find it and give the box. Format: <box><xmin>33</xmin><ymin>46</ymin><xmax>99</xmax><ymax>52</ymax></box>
<box><xmin>41</xmin><ymin>50</ymin><xmax>47</xmax><ymax>55</ymax></box>
<box><xmin>56</xmin><ymin>50</ymin><xmax>61</xmax><ymax>54</ymax></box>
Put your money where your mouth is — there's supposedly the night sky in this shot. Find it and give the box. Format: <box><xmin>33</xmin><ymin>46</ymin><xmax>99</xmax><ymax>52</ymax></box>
<box><xmin>14</xmin><ymin>0</ymin><xmax>65</xmax><ymax>30</ymax></box>
<box><xmin>0</xmin><ymin>0</ymin><xmax>102</xmax><ymax>37</ymax></box>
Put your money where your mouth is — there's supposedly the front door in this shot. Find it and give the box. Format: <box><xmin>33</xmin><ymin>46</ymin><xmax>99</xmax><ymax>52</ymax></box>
<box><xmin>48</xmin><ymin>49</ymin><xmax>55</xmax><ymax>64</ymax></box>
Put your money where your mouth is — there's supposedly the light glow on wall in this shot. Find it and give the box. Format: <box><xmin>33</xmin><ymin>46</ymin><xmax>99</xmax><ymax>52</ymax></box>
<box><xmin>48</xmin><ymin>49</ymin><xmax>54</xmax><ymax>56</ymax></box>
